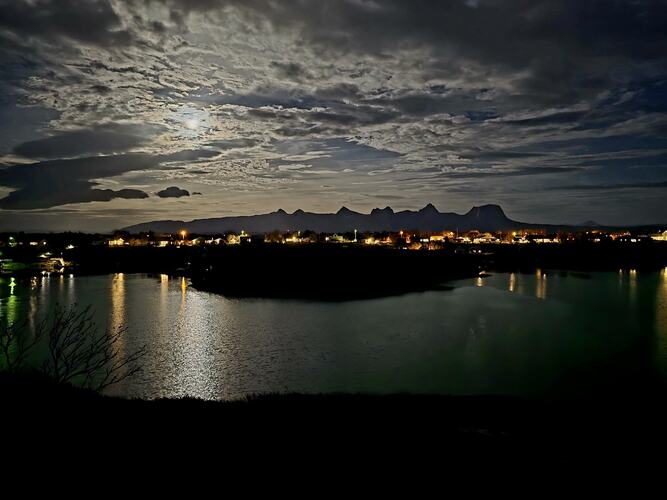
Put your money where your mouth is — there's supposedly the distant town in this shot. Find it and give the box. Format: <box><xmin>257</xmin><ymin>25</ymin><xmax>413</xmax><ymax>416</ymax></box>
<box><xmin>1</xmin><ymin>225</ymin><xmax>667</xmax><ymax>277</ymax></box>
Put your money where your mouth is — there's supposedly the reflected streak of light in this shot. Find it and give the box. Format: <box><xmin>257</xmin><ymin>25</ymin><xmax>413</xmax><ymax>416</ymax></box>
<box><xmin>104</xmin><ymin>273</ymin><xmax>128</xmax><ymax>387</ymax></box>
<box><xmin>159</xmin><ymin>274</ymin><xmax>169</xmax><ymax>323</ymax></box>
<box><xmin>28</xmin><ymin>290</ymin><xmax>37</xmax><ymax>331</ymax></box>
<box><xmin>629</xmin><ymin>269</ymin><xmax>638</xmax><ymax>305</ymax></box>
<box><xmin>656</xmin><ymin>268</ymin><xmax>667</xmax><ymax>379</ymax></box>
<box><xmin>173</xmin><ymin>284</ymin><xmax>217</xmax><ymax>398</ymax></box>
<box><xmin>4</xmin><ymin>294</ymin><xmax>18</xmax><ymax>327</ymax></box>
<box><xmin>67</xmin><ymin>274</ymin><xmax>75</xmax><ymax>306</ymax></box>
<box><xmin>56</xmin><ymin>274</ymin><xmax>65</xmax><ymax>305</ymax></box>
<box><xmin>475</xmin><ymin>277</ymin><xmax>484</xmax><ymax>287</ymax></box>
<box><xmin>179</xmin><ymin>277</ymin><xmax>188</xmax><ymax>316</ymax></box>
<box><xmin>109</xmin><ymin>273</ymin><xmax>126</xmax><ymax>337</ymax></box>
<box><xmin>39</xmin><ymin>276</ymin><xmax>48</xmax><ymax>304</ymax></box>
<box><xmin>535</xmin><ymin>271</ymin><xmax>547</xmax><ymax>299</ymax></box>
<box><xmin>1</xmin><ymin>277</ymin><xmax>19</xmax><ymax>326</ymax></box>
<box><xmin>508</xmin><ymin>273</ymin><xmax>516</xmax><ymax>293</ymax></box>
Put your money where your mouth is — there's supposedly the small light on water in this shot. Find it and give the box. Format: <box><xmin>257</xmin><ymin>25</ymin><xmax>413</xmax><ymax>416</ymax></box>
<box><xmin>9</xmin><ymin>277</ymin><xmax>16</xmax><ymax>295</ymax></box>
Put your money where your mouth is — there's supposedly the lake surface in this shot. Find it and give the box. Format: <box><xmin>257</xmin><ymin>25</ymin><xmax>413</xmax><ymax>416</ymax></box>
<box><xmin>2</xmin><ymin>269</ymin><xmax>667</xmax><ymax>400</ymax></box>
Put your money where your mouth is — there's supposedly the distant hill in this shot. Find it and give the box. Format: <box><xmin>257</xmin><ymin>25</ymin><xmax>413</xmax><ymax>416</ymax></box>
<box><xmin>575</xmin><ymin>220</ymin><xmax>602</xmax><ymax>228</ymax></box>
<box><xmin>123</xmin><ymin>204</ymin><xmax>533</xmax><ymax>234</ymax></box>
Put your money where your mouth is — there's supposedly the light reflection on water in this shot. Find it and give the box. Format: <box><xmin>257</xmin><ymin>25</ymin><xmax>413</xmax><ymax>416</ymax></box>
<box><xmin>0</xmin><ymin>270</ymin><xmax>665</xmax><ymax>400</ymax></box>
<box><xmin>535</xmin><ymin>270</ymin><xmax>547</xmax><ymax>299</ymax></box>
<box><xmin>109</xmin><ymin>273</ymin><xmax>125</xmax><ymax>336</ymax></box>
<box><xmin>656</xmin><ymin>268</ymin><xmax>667</xmax><ymax>379</ymax></box>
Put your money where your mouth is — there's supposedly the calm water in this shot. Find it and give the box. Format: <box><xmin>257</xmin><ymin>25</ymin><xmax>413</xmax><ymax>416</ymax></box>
<box><xmin>1</xmin><ymin>269</ymin><xmax>667</xmax><ymax>400</ymax></box>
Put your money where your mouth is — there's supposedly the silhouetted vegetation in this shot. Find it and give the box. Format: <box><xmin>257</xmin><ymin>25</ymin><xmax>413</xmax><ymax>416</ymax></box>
<box><xmin>0</xmin><ymin>305</ymin><xmax>146</xmax><ymax>391</ymax></box>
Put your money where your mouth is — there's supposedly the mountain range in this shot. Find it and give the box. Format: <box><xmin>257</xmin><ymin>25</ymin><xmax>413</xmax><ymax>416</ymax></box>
<box><xmin>121</xmin><ymin>204</ymin><xmax>559</xmax><ymax>234</ymax></box>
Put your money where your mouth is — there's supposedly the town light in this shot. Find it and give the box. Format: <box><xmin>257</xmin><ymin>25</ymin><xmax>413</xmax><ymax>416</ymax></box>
<box><xmin>180</xmin><ymin>230</ymin><xmax>187</xmax><ymax>241</ymax></box>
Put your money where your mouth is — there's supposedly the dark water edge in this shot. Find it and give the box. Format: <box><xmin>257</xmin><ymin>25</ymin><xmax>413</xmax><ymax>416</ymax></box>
<box><xmin>5</xmin><ymin>242</ymin><xmax>667</xmax><ymax>300</ymax></box>
<box><xmin>103</xmin><ymin>242</ymin><xmax>667</xmax><ymax>299</ymax></box>
<box><xmin>190</xmin><ymin>243</ymin><xmax>667</xmax><ymax>299</ymax></box>
<box><xmin>191</xmin><ymin>246</ymin><xmax>480</xmax><ymax>300</ymax></box>
<box><xmin>5</xmin><ymin>372</ymin><xmax>667</xmax><ymax>468</ymax></box>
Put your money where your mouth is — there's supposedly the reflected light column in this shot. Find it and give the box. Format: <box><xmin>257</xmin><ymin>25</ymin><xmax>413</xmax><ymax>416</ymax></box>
<box><xmin>3</xmin><ymin>277</ymin><xmax>18</xmax><ymax>327</ymax></box>
<box><xmin>160</xmin><ymin>274</ymin><xmax>169</xmax><ymax>312</ymax></box>
<box><xmin>535</xmin><ymin>270</ymin><xmax>547</xmax><ymax>299</ymax></box>
<box><xmin>179</xmin><ymin>276</ymin><xmax>187</xmax><ymax>317</ymax></box>
<box><xmin>109</xmin><ymin>273</ymin><xmax>126</xmax><ymax>335</ymax></box>
<box><xmin>656</xmin><ymin>268</ymin><xmax>667</xmax><ymax>380</ymax></box>
<box><xmin>629</xmin><ymin>269</ymin><xmax>638</xmax><ymax>306</ymax></box>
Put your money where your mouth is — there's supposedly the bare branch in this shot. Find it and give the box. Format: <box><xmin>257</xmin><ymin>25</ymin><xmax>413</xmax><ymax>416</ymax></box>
<box><xmin>1</xmin><ymin>304</ymin><xmax>146</xmax><ymax>393</ymax></box>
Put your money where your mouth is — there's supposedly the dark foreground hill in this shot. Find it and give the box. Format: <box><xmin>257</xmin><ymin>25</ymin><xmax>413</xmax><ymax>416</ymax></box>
<box><xmin>5</xmin><ymin>372</ymin><xmax>667</xmax><ymax>470</ymax></box>
<box><xmin>123</xmin><ymin>203</ymin><xmax>531</xmax><ymax>234</ymax></box>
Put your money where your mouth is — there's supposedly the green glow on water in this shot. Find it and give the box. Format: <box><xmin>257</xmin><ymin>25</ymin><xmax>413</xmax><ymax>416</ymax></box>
<box><xmin>1</xmin><ymin>270</ymin><xmax>666</xmax><ymax>400</ymax></box>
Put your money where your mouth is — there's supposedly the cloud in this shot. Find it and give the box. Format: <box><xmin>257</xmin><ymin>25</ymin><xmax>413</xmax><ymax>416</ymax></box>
<box><xmin>0</xmin><ymin>149</ymin><xmax>218</xmax><ymax>209</ymax></box>
<box><xmin>270</xmin><ymin>61</ymin><xmax>312</xmax><ymax>82</ymax></box>
<box><xmin>0</xmin><ymin>181</ymin><xmax>148</xmax><ymax>209</ymax></box>
<box><xmin>161</xmin><ymin>0</ymin><xmax>667</xmax><ymax>103</ymax></box>
<box><xmin>0</xmin><ymin>0</ymin><xmax>132</xmax><ymax>46</ymax></box>
<box><xmin>12</xmin><ymin>123</ymin><xmax>162</xmax><ymax>159</ymax></box>
<box><xmin>157</xmin><ymin>186</ymin><xmax>190</xmax><ymax>198</ymax></box>
<box><xmin>550</xmin><ymin>181</ymin><xmax>667</xmax><ymax>191</ymax></box>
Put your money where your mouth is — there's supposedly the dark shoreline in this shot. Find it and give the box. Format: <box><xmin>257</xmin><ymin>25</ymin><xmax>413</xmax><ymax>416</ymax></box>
<box><xmin>3</xmin><ymin>241</ymin><xmax>666</xmax><ymax>300</ymax></box>
<box><xmin>190</xmin><ymin>246</ymin><xmax>482</xmax><ymax>300</ymax></box>
<box><xmin>5</xmin><ymin>372</ymin><xmax>667</xmax><ymax>465</ymax></box>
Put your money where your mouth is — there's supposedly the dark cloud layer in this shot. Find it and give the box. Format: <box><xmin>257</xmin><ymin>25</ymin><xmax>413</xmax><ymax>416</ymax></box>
<box><xmin>165</xmin><ymin>0</ymin><xmax>667</xmax><ymax>104</ymax></box>
<box><xmin>12</xmin><ymin>124</ymin><xmax>160</xmax><ymax>159</ymax></box>
<box><xmin>0</xmin><ymin>0</ymin><xmax>132</xmax><ymax>46</ymax></box>
<box><xmin>0</xmin><ymin>150</ymin><xmax>218</xmax><ymax>209</ymax></box>
<box><xmin>0</xmin><ymin>185</ymin><xmax>150</xmax><ymax>210</ymax></box>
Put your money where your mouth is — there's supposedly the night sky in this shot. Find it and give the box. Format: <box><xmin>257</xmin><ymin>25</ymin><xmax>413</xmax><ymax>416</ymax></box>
<box><xmin>1</xmin><ymin>0</ymin><xmax>666</xmax><ymax>231</ymax></box>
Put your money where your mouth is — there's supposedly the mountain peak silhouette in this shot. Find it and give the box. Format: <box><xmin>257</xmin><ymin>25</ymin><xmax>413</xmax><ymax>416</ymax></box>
<box><xmin>371</xmin><ymin>206</ymin><xmax>394</xmax><ymax>216</ymax></box>
<box><xmin>337</xmin><ymin>206</ymin><xmax>356</xmax><ymax>215</ymax></box>
<box><xmin>419</xmin><ymin>203</ymin><xmax>439</xmax><ymax>214</ymax></box>
<box><xmin>123</xmin><ymin>203</ymin><xmax>527</xmax><ymax>234</ymax></box>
